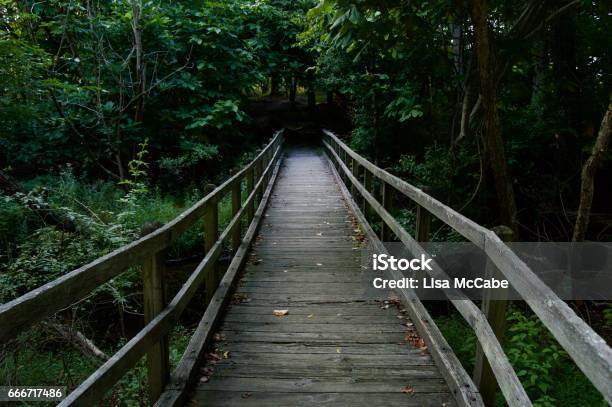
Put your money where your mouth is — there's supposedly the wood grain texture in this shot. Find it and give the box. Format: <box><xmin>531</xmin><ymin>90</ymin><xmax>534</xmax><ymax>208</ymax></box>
<box><xmin>187</xmin><ymin>147</ymin><xmax>457</xmax><ymax>407</ymax></box>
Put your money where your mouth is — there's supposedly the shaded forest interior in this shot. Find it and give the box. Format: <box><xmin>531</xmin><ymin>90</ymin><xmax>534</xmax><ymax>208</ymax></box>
<box><xmin>0</xmin><ymin>0</ymin><xmax>610</xmax><ymax>405</ymax></box>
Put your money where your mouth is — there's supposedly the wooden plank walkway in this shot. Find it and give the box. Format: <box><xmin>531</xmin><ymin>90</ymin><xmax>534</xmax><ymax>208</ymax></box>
<box><xmin>188</xmin><ymin>147</ymin><xmax>455</xmax><ymax>406</ymax></box>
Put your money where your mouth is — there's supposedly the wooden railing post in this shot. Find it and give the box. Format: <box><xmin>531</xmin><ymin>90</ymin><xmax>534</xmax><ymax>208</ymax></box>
<box><xmin>246</xmin><ymin>168</ymin><xmax>255</xmax><ymax>223</ymax></box>
<box><xmin>254</xmin><ymin>159</ymin><xmax>262</xmax><ymax>206</ymax></box>
<box><xmin>342</xmin><ymin>150</ymin><xmax>349</xmax><ymax>184</ymax></box>
<box><xmin>143</xmin><ymin>251</ymin><xmax>169</xmax><ymax>404</ymax></box>
<box><xmin>381</xmin><ymin>182</ymin><xmax>393</xmax><ymax>241</ymax></box>
<box><xmin>414</xmin><ymin>187</ymin><xmax>432</xmax><ymax>298</ymax></box>
<box><xmin>473</xmin><ymin>225</ymin><xmax>514</xmax><ymax>407</ymax></box>
<box><xmin>363</xmin><ymin>170</ymin><xmax>372</xmax><ymax>215</ymax></box>
<box><xmin>351</xmin><ymin>158</ymin><xmax>359</xmax><ymax>197</ymax></box>
<box><xmin>231</xmin><ymin>180</ymin><xmax>241</xmax><ymax>253</ymax></box>
<box><xmin>264</xmin><ymin>150</ymin><xmax>272</xmax><ymax>186</ymax></box>
<box><xmin>415</xmin><ymin>187</ymin><xmax>431</xmax><ymax>242</ymax></box>
<box><xmin>204</xmin><ymin>200</ymin><xmax>218</xmax><ymax>305</ymax></box>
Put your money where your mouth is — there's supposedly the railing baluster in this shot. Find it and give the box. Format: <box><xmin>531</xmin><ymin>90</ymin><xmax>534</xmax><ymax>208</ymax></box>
<box><xmin>473</xmin><ymin>225</ymin><xmax>514</xmax><ymax>407</ymax></box>
<box><xmin>255</xmin><ymin>159</ymin><xmax>262</xmax><ymax>205</ymax></box>
<box><xmin>246</xmin><ymin>168</ymin><xmax>255</xmax><ymax>223</ymax></box>
<box><xmin>380</xmin><ymin>182</ymin><xmax>393</xmax><ymax>241</ymax></box>
<box><xmin>204</xmin><ymin>200</ymin><xmax>219</xmax><ymax>304</ymax></box>
<box><xmin>414</xmin><ymin>190</ymin><xmax>432</xmax><ymax>298</ymax></box>
<box><xmin>264</xmin><ymin>150</ymin><xmax>272</xmax><ymax>187</ymax></box>
<box><xmin>231</xmin><ymin>180</ymin><xmax>242</xmax><ymax>253</ymax></box>
<box><xmin>142</xmin><ymin>251</ymin><xmax>169</xmax><ymax>403</ymax></box>
<box><xmin>415</xmin><ymin>187</ymin><xmax>431</xmax><ymax>242</ymax></box>
<box><xmin>363</xmin><ymin>169</ymin><xmax>372</xmax><ymax>215</ymax></box>
<box><xmin>342</xmin><ymin>150</ymin><xmax>348</xmax><ymax>184</ymax></box>
<box><xmin>351</xmin><ymin>158</ymin><xmax>359</xmax><ymax>197</ymax></box>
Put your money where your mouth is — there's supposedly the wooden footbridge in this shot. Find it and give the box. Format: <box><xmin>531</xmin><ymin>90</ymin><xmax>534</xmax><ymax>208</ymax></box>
<box><xmin>0</xmin><ymin>130</ymin><xmax>610</xmax><ymax>406</ymax></box>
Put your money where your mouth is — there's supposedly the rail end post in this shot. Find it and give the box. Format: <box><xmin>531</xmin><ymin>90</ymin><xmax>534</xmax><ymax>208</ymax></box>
<box><xmin>143</xmin><ymin>250</ymin><xmax>170</xmax><ymax>403</ymax></box>
<box><xmin>473</xmin><ymin>225</ymin><xmax>514</xmax><ymax>406</ymax></box>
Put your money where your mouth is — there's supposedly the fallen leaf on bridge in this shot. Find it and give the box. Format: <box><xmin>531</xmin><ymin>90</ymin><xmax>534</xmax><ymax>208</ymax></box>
<box><xmin>273</xmin><ymin>309</ymin><xmax>289</xmax><ymax>316</ymax></box>
<box><xmin>401</xmin><ymin>385</ymin><xmax>414</xmax><ymax>394</ymax></box>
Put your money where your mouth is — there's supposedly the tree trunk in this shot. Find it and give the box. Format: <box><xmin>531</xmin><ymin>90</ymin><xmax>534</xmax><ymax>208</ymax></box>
<box><xmin>572</xmin><ymin>93</ymin><xmax>612</xmax><ymax>242</ymax></box>
<box><xmin>131</xmin><ymin>0</ymin><xmax>145</xmax><ymax>123</ymax></box>
<box><xmin>469</xmin><ymin>0</ymin><xmax>519</xmax><ymax>235</ymax></box>
<box><xmin>43</xmin><ymin>322</ymin><xmax>108</xmax><ymax>361</ymax></box>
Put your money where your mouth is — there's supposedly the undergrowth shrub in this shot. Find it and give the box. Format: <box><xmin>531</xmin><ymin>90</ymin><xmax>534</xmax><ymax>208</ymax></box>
<box><xmin>435</xmin><ymin>306</ymin><xmax>607</xmax><ymax>407</ymax></box>
<box><xmin>505</xmin><ymin>308</ymin><xmax>567</xmax><ymax>406</ymax></box>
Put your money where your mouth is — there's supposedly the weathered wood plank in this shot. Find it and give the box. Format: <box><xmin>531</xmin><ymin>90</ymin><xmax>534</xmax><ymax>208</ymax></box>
<box><xmin>222</xmin><ymin>313</ymin><xmax>400</xmax><ymax>324</ymax></box>
<box><xmin>212</xmin><ymin>365</ymin><xmax>443</xmax><ymax>379</ymax></box>
<box><xmin>199</xmin><ymin>376</ymin><xmax>449</xmax><ymax>393</ymax></box>
<box><xmin>219</xmin><ymin>322</ymin><xmax>405</xmax><ymax>333</ymax></box>
<box><xmin>207</xmin><ymin>352</ymin><xmax>433</xmax><ymax>366</ymax></box>
<box><xmin>225</xmin><ymin>304</ymin><xmax>402</xmax><ymax>316</ymax></box>
<box><xmin>211</xmin><ymin>342</ymin><xmax>422</xmax><ymax>355</ymax></box>
<box><xmin>189</xmin><ymin>391</ymin><xmax>455</xmax><ymax>407</ymax></box>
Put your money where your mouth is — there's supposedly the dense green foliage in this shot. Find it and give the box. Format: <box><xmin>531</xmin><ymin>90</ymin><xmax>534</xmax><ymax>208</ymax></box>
<box><xmin>302</xmin><ymin>0</ymin><xmax>611</xmax><ymax>237</ymax></box>
<box><xmin>1</xmin><ymin>0</ymin><xmax>312</xmax><ymax>182</ymax></box>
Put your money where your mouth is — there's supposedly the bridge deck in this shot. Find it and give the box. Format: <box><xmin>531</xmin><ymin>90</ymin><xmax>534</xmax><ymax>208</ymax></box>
<box><xmin>188</xmin><ymin>147</ymin><xmax>455</xmax><ymax>406</ymax></box>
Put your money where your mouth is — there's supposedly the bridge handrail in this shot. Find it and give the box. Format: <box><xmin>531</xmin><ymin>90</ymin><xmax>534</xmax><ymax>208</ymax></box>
<box><xmin>0</xmin><ymin>130</ymin><xmax>285</xmax><ymax>405</ymax></box>
<box><xmin>322</xmin><ymin>129</ymin><xmax>612</xmax><ymax>405</ymax></box>
<box><xmin>324</xmin><ymin>139</ymin><xmax>526</xmax><ymax>406</ymax></box>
